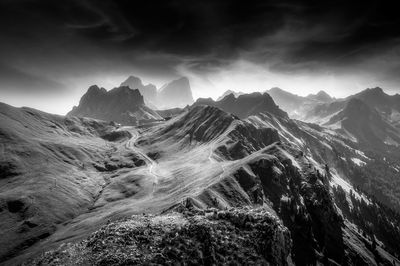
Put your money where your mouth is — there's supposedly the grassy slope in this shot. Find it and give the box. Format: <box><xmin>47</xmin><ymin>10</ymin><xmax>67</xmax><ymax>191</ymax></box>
<box><xmin>0</xmin><ymin>103</ymin><xmax>133</xmax><ymax>263</ymax></box>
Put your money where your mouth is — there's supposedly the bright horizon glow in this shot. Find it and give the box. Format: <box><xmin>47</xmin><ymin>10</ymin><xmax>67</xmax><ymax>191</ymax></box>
<box><xmin>1</xmin><ymin>60</ymin><xmax>397</xmax><ymax>115</ymax></box>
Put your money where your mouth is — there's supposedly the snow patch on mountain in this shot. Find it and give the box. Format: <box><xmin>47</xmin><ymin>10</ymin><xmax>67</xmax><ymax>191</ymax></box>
<box><xmin>351</xmin><ymin>158</ymin><xmax>366</xmax><ymax>166</ymax></box>
<box><xmin>330</xmin><ymin>169</ymin><xmax>371</xmax><ymax>206</ymax></box>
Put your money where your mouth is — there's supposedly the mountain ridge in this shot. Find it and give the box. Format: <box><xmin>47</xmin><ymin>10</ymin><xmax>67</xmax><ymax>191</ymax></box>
<box><xmin>194</xmin><ymin>92</ymin><xmax>288</xmax><ymax>119</ymax></box>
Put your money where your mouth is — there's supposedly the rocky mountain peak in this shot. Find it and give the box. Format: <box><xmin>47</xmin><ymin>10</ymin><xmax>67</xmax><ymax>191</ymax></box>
<box><xmin>269</xmin><ymin>87</ymin><xmax>285</xmax><ymax>94</ymax></box>
<box><xmin>306</xmin><ymin>90</ymin><xmax>332</xmax><ymax>102</ymax></box>
<box><xmin>158</xmin><ymin>77</ymin><xmax>194</xmax><ymax>108</ymax></box>
<box><xmin>355</xmin><ymin>87</ymin><xmax>387</xmax><ymax>100</ymax></box>
<box><xmin>121</xmin><ymin>75</ymin><xmax>144</xmax><ymax>89</ymax></box>
<box><xmin>368</xmin><ymin>86</ymin><xmax>384</xmax><ymax>94</ymax></box>
<box><xmin>78</xmin><ymin>85</ymin><xmax>107</xmax><ymax>107</ymax></box>
<box><xmin>68</xmin><ymin>85</ymin><xmax>163</xmax><ymax>125</ymax></box>
<box><xmin>193</xmin><ymin>92</ymin><xmax>287</xmax><ymax>119</ymax></box>
<box><xmin>219</xmin><ymin>92</ymin><xmax>236</xmax><ymax>102</ymax></box>
<box><xmin>160</xmin><ymin>77</ymin><xmax>190</xmax><ymax>93</ymax></box>
<box><xmin>86</xmin><ymin>85</ymin><xmax>106</xmax><ymax>94</ymax></box>
<box><xmin>107</xmin><ymin>86</ymin><xmax>144</xmax><ymax>105</ymax></box>
<box><xmin>217</xmin><ymin>90</ymin><xmax>245</xmax><ymax>101</ymax></box>
<box><xmin>120</xmin><ymin>76</ymin><xmax>157</xmax><ymax>107</ymax></box>
<box><xmin>315</xmin><ymin>90</ymin><xmax>332</xmax><ymax>102</ymax></box>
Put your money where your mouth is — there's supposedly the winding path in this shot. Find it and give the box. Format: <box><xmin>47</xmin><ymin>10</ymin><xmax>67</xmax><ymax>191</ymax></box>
<box><xmin>124</xmin><ymin>127</ymin><xmax>160</xmax><ymax>194</ymax></box>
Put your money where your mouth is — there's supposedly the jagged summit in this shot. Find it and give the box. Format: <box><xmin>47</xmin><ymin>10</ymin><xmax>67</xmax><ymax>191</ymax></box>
<box><xmin>217</xmin><ymin>90</ymin><xmax>244</xmax><ymax>101</ymax></box>
<box><xmin>156</xmin><ymin>105</ymin><xmax>238</xmax><ymax>143</ymax></box>
<box><xmin>78</xmin><ymin>85</ymin><xmax>108</xmax><ymax>107</ymax></box>
<box><xmin>352</xmin><ymin>87</ymin><xmax>386</xmax><ymax>100</ymax></box>
<box><xmin>68</xmin><ymin>85</ymin><xmax>161</xmax><ymax>125</ymax></box>
<box><xmin>86</xmin><ymin>84</ymin><xmax>107</xmax><ymax>95</ymax></box>
<box><xmin>146</xmin><ymin>104</ymin><xmax>280</xmax><ymax>159</ymax></box>
<box><xmin>363</xmin><ymin>86</ymin><xmax>384</xmax><ymax>95</ymax></box>
<box><xmin>120</xmin><ymin>75</ymin><xmax>194</xmax><ymax>109</ymax></box>
<box><xmin>218</xmin><ymin>92</ymin><xmax>236</xmax><ymax>103</ymax></box>
<box><xmin>120</xmin><ymin>75</ymin><xmax>157</xmax><ymax>106</ymax></box>
<box><xmin>121</xmin><ymin>75</ymin><xmax>142</xmax><ymax>88</ymax></box>
<box><xmin>194</xmin><ymin>92</ymin><xmax>288</xmax><ymax>119</ymax></box>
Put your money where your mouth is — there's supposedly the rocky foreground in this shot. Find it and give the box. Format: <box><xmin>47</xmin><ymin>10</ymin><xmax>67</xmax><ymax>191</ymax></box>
<box><xmin>27</xmin><ymin>207</ymin><xmax>291</xmax><ymax>266</ymax></box>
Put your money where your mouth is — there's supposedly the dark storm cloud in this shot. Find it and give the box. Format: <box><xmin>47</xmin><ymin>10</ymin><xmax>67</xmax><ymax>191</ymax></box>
<box><xmin>0</xmin><ymin>0</ymin><xmax>400</xmax><ymax>90</ymax></box>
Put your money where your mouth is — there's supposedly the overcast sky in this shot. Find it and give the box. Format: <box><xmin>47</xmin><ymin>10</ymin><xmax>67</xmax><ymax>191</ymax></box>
<box><xmin>1</xmin><ymin>0</ymin><xmax>400</xmax><ymax>114</ymax></box>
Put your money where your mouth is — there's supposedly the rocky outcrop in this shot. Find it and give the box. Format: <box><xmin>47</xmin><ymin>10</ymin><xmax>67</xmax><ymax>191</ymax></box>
<box><xmin>29</xmin><ymin>208</ymin><xmax>292</xmax><ymax>266</ymax></box>
<box><xmin>68</xmin><ymin>85</ymin><xmax>162</xmax><ymax>125</ymax></box>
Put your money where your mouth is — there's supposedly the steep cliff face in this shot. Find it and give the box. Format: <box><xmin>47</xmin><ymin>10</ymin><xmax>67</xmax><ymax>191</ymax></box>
<box><xmin>120</xmin><ymin>76</ymin><xmax>194</xmax><ymax>110</ymax></box>
<box><xmin>158</xmin><ymin>77</ymin><xmax>194</xmax><ymax>109</ymax></box>
<box><xmin>68</xmin><ymin>85</ymin><xmax>162</xmax><ymax>125</ymax></box>
<box><xmin>120</xmin><ymin>76</ymin><xmax>158</xmax><ymax>106</ymax></box>
<box><xmin>247</xmin><ymin>111</ymin><xmax>400</xmax><ymax>263</ymax></box>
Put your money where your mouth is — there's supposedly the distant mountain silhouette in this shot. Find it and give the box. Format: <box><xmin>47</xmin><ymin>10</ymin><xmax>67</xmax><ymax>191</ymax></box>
<box><xmin>216</xmin><ymin>90</ymin><xmax>245</xmax><ymax>101</ymax></box>
<box><xmin>266</xmin><ymin>87</ymin><xmax>332</xmax><ymax>119</ymax></box>
<box><xmin>68</xmin><ymin>85</ymin><xmax>162</xmax><ymax>125</ymax></box>
<box><xmin>305</xmin><ymin>87</ymin><xmax>400</xmax><ymax>128</ymax></box>
<box><xmin>194</xmin><ymin>92</ymin><xmax>288</xmax><ymax>119</ymax></box>
<box><xmin>158</xmin><ymin>77</ymin><xmax>194</xmax><ymax>109</ymax></box>
<box><xmin>306</xmin><ymin>90</ymin><xmax>333</xmax><ymax>102</ymax></box>
<box><xmin>120</xmin><ymin>76</ymin><xmax>194</xmax><ymax>109</ymax></box>
<box><xmin>350</xmin><ymin>87</ymin><xmax>400</xmax><ymax>117</ymax></box>
<box><xmin>324</xmin><ymin>98</ymin><xmax>400</xmax><ymax>147</ymax></box>
<box><xmin>120</xmin><ymin>76</ymin><xmax>157</xmax><ymax>107</ymax></box>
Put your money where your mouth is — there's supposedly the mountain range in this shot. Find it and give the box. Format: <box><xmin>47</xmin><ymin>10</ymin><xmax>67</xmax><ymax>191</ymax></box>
<box><xmin>120</xmin><ymin>76</ymin><xmax>194</xmax><ymax>109</ymax></box>
<box><xmin>217</xmin><ymin>87</ymin><xmax>400</xmax><ymax>149</ymax></box>
<box><xmin>194</xmin><ymin>92</ymin><xmax>288</xmax><ymax>119</ymax></box>
<box><xmin>297</xmin><ymin>87</ymin><xmax>400</xmax><ymax>148</ymax></box>
<box><xmin>68</xmin><ymin>85</ymin><xmax>163</xmax><ymax>125</ymax></box>
<box><xmin>1</xmin><ymin>85</ymin><xmax>400</xmax><ymax>265</ymax></box>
